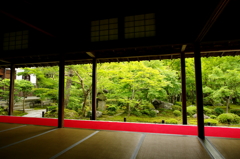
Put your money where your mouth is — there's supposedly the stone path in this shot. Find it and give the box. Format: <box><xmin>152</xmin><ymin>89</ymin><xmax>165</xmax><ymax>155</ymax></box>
<box><xmin>23</xmin><ymin>109</ymin><xmax>46</xmax><ymax>118</ymax></box>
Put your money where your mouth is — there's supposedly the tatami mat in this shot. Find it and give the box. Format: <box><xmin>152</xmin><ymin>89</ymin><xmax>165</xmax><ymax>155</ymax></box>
<box><xmin>0</xmin><ymin>123</ymin><xmax>24</xmax><ymax>131</ymax></box>
<box><xmin>0</xmin><ymin>125</ymin><xmax>54</xmax><ymax>148</ymax></box>
<box><xmin>136</xmin><ymin>134</ymin><xmax>211</xmax><ymax>159</ymax></box>
<box><xmin>0</xmin><ymin>128</ymin><xmax>96</xmax><ymax>159</ymax></box>
<box><xmin>208</xmin><ymin>137</ymin><xmax>240</xmax><ymax>159</ymax></box>
<box><xmin>1</xmin><ymin>123</ymin><xmax>239</xmax><ymax>159</ymax></box>
<box><xmin>56</xmin><ymin>131</ymin><xmax>143</xmax><ymax>159</ymax></box>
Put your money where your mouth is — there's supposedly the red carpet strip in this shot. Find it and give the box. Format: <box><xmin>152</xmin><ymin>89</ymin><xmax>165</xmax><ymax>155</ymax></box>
<box><xmin>0</xmin><ymin>116</ymin><xmax>240</xmax><ymax>138</ymax></box>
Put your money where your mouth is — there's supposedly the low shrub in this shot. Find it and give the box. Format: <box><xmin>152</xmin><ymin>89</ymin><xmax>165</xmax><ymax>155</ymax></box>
<box><xmin>217</xmin><ymin>113</ymin><xmax>240</xmax><ymax>124</ymax></box>
<box><xmin>187</xmin><ymin>106</ymin><xmax>197</xmax><ymax>116</ymax></box>
<box><xmin>141</xmin><ymin>109</ymin><xmax>150</xmax><ymax>115</ymax></box>
<box><xmin>149</xmin><ymin>110</ymin><xmax>157</xmax><ymax>117</ymax></box>
<box><xmin>204</xmin><ymin>119</ymin><xmax>218</xmax><ymax>126</ymax></box>
<box><xmin>203</xmin><ymin>107</ymin><xmax>213</xmax><ymax>115</ymax></box>
<box><xmin>106</xmin><ymin>105</ymin><xmax>117</xmax><ymax>116</ymax></box>
<box><xmin>214</xmin><ymin>108</ymin><xmax>224</xmax><ymax>116</ymax></box>
<box><xmin>173</xmin><ymin>110</ymin><xmax>181</xmax><ymax>116</ymax></box>
<box><xmin>161</xmin><ymin>112</ymin><xmax>167</xmax><ymax>115</ymax></box>
<box><xmin>186</xmin><ymin>101</ymin><xmax>193</xmax><ymax>106</ymax></box>
<box><xmin>0</xmin><ymin>107</ymin><xmax>7</xmax><ymax>115</ymax></box>
<box><xmin>64</xmin><ymin>109</ymin><xmax>79</xmax><ymax>119</ymax></box>
<box><xmin>230</xmin><ymin>109</ymin><xmax>240</xmax><ymax>116</ymax></box>
<box><xmin>166</xmin><ymin>119</ymin><xmax>178</xmax><ymax>124</ymax></box>
<box><xmin>86</xmin><ymin>111</ymin><xmax>92</xmax><ymax>117</ymax></box>
<box><xmin>106</xmin><ymin>106</ymin><xmax>117</xmax><ymax>112</ymax></box>
<box><xmin>47</xmin><ymin>106</ymin><xmax>57</xmax><ymax>112</ymax></box>
<box><xmin>101</xmin><ymin>110</ymin><xmax>108</xmax><ymax>115</ymax></box>
<box><xmin>131</xmin><ymin>110</ymin><xmax>142</xmax><ymax>117</ymax></box>
<box><xmin>107</xmin><ymin>111</ymin><xmax>116</xmax><ymax>116</ymax></box>
<box><xmin>175</xmin><ymin>102</ymin><xmax>182</xmax><ymax>106</ymax></box>
<box><xmin>210</xmin><ymin>115</ymin><xmax>217</xmax><ymax>119</ymax></box>
<box><xmin>142</xmin><ymin>106</ymin><xmax>151</xmax><ymax>110</ymax></box>
<box><xmin>172</xmin><ymin>105</ymin><xmax>182</xmax><ymax>111</ymax></box>
<box><xmin>45</xmin><ymin>109</ymin><xmax>79</xmax><ymax>119</ymax></box>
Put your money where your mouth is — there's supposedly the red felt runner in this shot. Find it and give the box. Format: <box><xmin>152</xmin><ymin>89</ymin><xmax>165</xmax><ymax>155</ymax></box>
<box><xmin>1</xmin><ymin>116</ymin><xmax>239</xmax><ymax>138</ymax></box>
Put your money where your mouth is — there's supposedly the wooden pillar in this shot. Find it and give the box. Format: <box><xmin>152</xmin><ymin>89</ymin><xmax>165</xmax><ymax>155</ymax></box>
<box><xmin>92</xmin><ymin>58</ymin><xmax>97</xmax><ymax>120</ymax></box>
<box><xmin>58</xmin><ymin>56</ymin><xmax>65</xmax><ymax>128</ymax></box>
<box><xmin>194</xmin><ymin>43</ymin><xmax>205</xmax><ymax>139</ymax></box>
<box><xmin>8</xmin><ymin>64</ymin><xmax>15</xmax><ymax>116</ymax></box>
<box><xmin>181</xmin><ymin>52</ymin><xmax>187</xmax><ymax>125</ymax></box>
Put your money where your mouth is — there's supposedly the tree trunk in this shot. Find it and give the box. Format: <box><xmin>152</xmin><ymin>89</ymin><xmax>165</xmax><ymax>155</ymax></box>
<box><xmin>22</xmin><ymin>98</ymin><xmax>25</xmax><ymax>113</ymax></box>
<box><xmin>127</xmin><ymin>103</ymin><xmax>130</xmax><ymax>116</ymax></box>
<box><xmin>226</xmin><ymin>95</ymin><xmax>232</xmax><ymax>113</ymax></box>
<box><xmin>172</xmin><ymin>96</ymin><xmax>175</xmax><ymax>104</ymax></box>
<box><xmin>132</xmin><ymin>88</ymin><xmax>135</xmax><ymax>99</ymax></box>
<box><xmin>82</xmin><ymin>94</ymin><xmax>88</xmax><ymax>117</ymax></box>
<box><xmin>41</xmin><ymin>100</ymin><xmax>43</xmax><ymax>108</ymax></box>
<box><xmin>64</xmin><ymin>68</ymin><xmax>73</xmax><ymax>108</ymax></box>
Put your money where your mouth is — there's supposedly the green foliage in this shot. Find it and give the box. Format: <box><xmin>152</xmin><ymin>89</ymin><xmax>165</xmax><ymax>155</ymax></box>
<box><xmin>186</xmin><ymin>106</ymin><xmax>213</xmax><ymax>116</ymax></box>
<box><xmin>45</xmin><ymin>109</ymin><xmax>79</xmax><ymax>119</ymax></box>
<box><xmin>214</xmin><ymin>108</ymin><xmax>224</xmax><ymax>116</ymax></box>
<box><xmin>204</xmin><ymin>119</ymin><xmax>218</xmax><ymax>126</ymax></box>
<box><xmin>86</xmin><ymin>111</ymin><xmax>92</xmax><ymax>117</ymax></box>
<box><xmin>172</xmin><ymin>105</ymin><xmax>182</xmax><ymax>111</ymax></box>
<box><xmin>0</xmin><ymin>79</ymin><xmax>28</xmax><ymax>103</ymax></box>
<box><xmin>106</xmin><ymin>105</ymin><xmax>117</xmax><ymax>116</ymax></box>
<box><xmin>141</xmin><ymin>109</ymin><xmax>150</xmax><ymax>115</ymax></box>
<box><xmin>2</xmin><ymin>57</ymin><xmax>239</xmax><ymax>122</ymax></box>
<box><xmin>230</xmin><ymin>109</ymin><xmax>240</xmax><ymax>116</ymax></box>
<box><xmin>47</xmin><ymin>106</ymin><xmax>57</xmax><ymax>111</ymax></box>
<box><xmin>187</xmin><ymin>106</ymin><xmax>197</xmax><ymax>116</ymax></box>
<box><xmin>149</xmin><ymin>110</ymin><xmax>157</xmax><ymax>117</ymax></box>
<box><xmin>186</xmin><ymin>101</ymin><xmax>193</xmax><ymax>106</ymax></box>
<box><xmin>107</xmin><ymin>111</ymin><xmax>116</xmax><ymax>116</ymax></box>
<box><xmin>210</xmin><ymin>115</ymin><xmax>217</xmax><ymax>119</ymax></box>
<box><xmin>203</xmin><ymin>107</ymin><xmax>213</xmax><ymax>115</ymax></box>
<box><xmin>0</xmin><ymin>107</ymin><xmax>7</xmax><ymax>115</ymax></box>
<box><xmin>217</xmin><ymin>113</ymin><xmax>240</xmax><ymax>124</ymax></box>
<box><xmin>107</xmin><ymin>106</ymin><xmax>117</xmax><ymax>112</ymax></box>
<box><xmin>165</xmin><ymin>119</ymin><xmax>178</xmax><ymax>124</ymax></box>
<box><xmin>173</xmin><ymin>110</ymin><xmax>181</xmax><ymax>116</ymax></box>
<box><xmin>131</xmin><ymin>110</ymin><xmax>142</xmax><ymax>117</ymax></box>
<box><xmin>175</xmin><ymin>102</ymin><xmax>182</xmax><ymax>106</ymax></box>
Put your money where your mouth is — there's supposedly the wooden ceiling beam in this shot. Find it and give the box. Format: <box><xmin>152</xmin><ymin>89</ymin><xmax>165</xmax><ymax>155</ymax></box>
<box><xmin>195</xmin><ymin>0</ymin><xmax>230</xmax><ymax>42</ymax></box>
<box><xmin>221</xmin><ymin>52</ymin><xmax>224</xmax><ymax>57</ymax></box>
<box><xmin>181</xmin><ymin>45</ymin><xmax>187</xmax><ymax>52</ymax></box>
<box><xmin>0</xmin><ymin>10</ymin><xmax>56</xmax><ymax>37</ymax></box>
<box><xmin>86</xmin><ymin>52</ymin><xmax>95</xmax><ymax>58</ymax></box>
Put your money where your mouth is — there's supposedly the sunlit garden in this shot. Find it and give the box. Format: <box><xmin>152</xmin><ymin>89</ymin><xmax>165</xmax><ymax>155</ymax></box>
<box><xmin>1</xmin><ymin>56</ymin><xmax>240</xmax><ymax>127</ymax></box>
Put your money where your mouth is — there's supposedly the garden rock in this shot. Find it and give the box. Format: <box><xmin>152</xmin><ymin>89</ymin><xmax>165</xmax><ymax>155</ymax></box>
<box><xmin>87</xmin><ymin>111</ymin><xmax>102</xmax><ymax>117</ymax></box>
<box><xmin>97</xmin><ymin>92</ymin><xmax>107</xmax><ymax>110</ymax></box>
<box><xmin>97</xmin><ymin>92</ymin><xmax>107</xmax><ymax>101</ymax></box>
<box><xmin>152</xmin><ymin>110</ymin><xmax>159</xmax><ymax>114</ymax></box>
<box><xmin>97</xmin><ymin>101</ymin><xmax>106</xmax><ymax>111</ymax></box>
<box><xmin>193</xmin><ymin>113</ymin><xmax>210</xmax><ymax>119</ymax></box>
<box><xmin>152</xmin><ymin>99</ymin><xmax>173</xmax><ymax>109</ymax></box>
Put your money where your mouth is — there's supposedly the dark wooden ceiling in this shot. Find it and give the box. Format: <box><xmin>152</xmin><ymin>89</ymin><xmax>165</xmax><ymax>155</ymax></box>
<box><xmin>0</xmin><ymin>0</ymin><xmax>240</xmax><ymax>68</ymax></box>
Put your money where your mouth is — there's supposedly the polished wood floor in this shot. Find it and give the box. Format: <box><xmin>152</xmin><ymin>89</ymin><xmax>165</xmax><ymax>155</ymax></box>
<box><xmin>0</xmin><ymin>123</ymin><xmax>239</xmax><ymax>159</ymax></box>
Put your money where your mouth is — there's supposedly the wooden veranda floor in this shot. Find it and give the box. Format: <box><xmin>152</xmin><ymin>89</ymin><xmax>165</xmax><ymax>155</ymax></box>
<box><xmin>1</xmin><ymin>123</ymin><xmax>240</xmax><ymax>159</ymax></box>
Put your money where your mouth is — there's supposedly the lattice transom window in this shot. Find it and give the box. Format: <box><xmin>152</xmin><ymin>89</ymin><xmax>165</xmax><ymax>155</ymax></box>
<box><xmin>91</xmin><ymin>18</ymin><xmax>118</xmax><ymax>42</ymax></box>
<box><xmin>125</xmin><ymin>13</ymin><xmax>155</xmax><ymax>39</ymax></box>
<box><xmin>3</xmin><ymin>30</ymin><xmax>29</xmax><ymax>50</ymax></box>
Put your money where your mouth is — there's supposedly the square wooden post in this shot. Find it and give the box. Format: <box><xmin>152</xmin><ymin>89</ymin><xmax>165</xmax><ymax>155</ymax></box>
<box><xmin>194</xmin><ymin>43</ymin><xmax>205</xmax><ymax>139</ymax></box>
<box><xmin>92</xmin><ymin>58</ymin><xmax>97</xmax><ymax>120</ymax></box>
<box><xmin>58</xmin><ymin>56</ymin><xmax>65</xmax><ymax>128</ymax></box>
<box><xmin>181</xmin><ymin>52</ymin><xmax>187</xmax><ymax>125</ymax></box>
<box><xmin>8</xmin><ymin>64</ymin><xmax>15</xmax><ymax>116</ymax></box>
